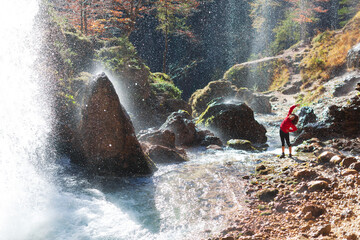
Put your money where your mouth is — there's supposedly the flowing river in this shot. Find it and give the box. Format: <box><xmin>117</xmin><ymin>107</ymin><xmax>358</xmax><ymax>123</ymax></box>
<box><xmin>0</xmin><ymin>1</ymin><xmax>282</xmax><ymax>239</ymax></box>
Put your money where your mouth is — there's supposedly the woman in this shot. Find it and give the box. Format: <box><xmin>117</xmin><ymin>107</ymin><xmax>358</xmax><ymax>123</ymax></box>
<box><xmin>279</xmin><ymin>104</ymin><xmax>300</xmax><ymax>158</ymax></box>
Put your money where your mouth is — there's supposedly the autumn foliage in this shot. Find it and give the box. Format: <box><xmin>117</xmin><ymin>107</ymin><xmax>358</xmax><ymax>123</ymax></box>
<box><xmin>53</xmin><ymin>0</ymin><xmax>201</xmax><ymax>39</ymax></box>
<box><xmin>285</xmin><ymin>0</ymin><xmax>329</xmax><ymax>23</ymax></box>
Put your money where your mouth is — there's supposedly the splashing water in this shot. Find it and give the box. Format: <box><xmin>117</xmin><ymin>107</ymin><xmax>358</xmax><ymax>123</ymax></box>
<box><xmin>0</xmin><ymin>0</ymin><xmax>57</xmax><ymax>239</ymax></box>
<box><xmin>0</xmin><ymin>1</ymin><xmax>264</xmax><ymax>240</ymax></box>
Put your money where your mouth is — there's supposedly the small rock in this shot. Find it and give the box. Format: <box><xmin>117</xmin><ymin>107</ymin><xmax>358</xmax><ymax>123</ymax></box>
<box><xmin>227</xmin><ymin>139</ymin><xmax>257</xmax><ymax>151</ymax></box>
<box><xmin>308</xmin><ymin>180</ymin><xmax>329</xmax><ymax>192</ymax></box>
<box><xmin>313</xmin><ymin>224</ymin><xmax>331</xmax><ymax>237</ymax></box>
<box><xmin>341</xmin><ymin>169</ymin><xmax>358</xmax><ymax>176</ymax></box>
<box><xmin>221</xmin><ymin>237</ymin><xmax>235</xmax><ymax>240</ymax></box>
<box><xmin>255</xmin><ymin>165</ymin><xmax>266</xmax><ymax>172</ymax></box>
<box><xmin>318</xmin><ymin>151</ymin><xmax>336</xmax><ymax>163</ymax></box>
<box><xmin>330</xmin><ymin>155</ymin><xmax>343</xmax><ymax>165</ymax></box>
<box><xmin>302</xmin><ymin>205</ymin><xmax>326</xmax><ymax>218</ymax></box>
<box><xmin>347</xmin><ymin>233</ymin><xmax>358</xmax><ymax>240</ymax></box>
<box><xmin>341</xmin><ymin>157</ymin><xmax>358</xmax><ymax>168</ymax></box>
<box><xmin>206</xmin><ymin>144</ymin><xmax>223</xmax><ymax>150</ymax></box>
<box><xmin>274</xmin><ymin>202</ymin><xmax>287</xmax><ymax>212</ymax></box>
<box><xmin>303</xmin><ymin>212</ymin><xmax>313</xmax><ymax>220</ymax></box>
<box><xmin>256</xmin><ymin>188</ymin><xmax>279</xmax><ymax>202</ymax></box>
<box><xmin>349</xmin><ymin>162</ymin><xmax>360</xmax><ymax>172</ymax></box>
<box><xmin>294</xmin><ymin>169</ymin><xmax>318</xmax><ymax>180</ymax></box>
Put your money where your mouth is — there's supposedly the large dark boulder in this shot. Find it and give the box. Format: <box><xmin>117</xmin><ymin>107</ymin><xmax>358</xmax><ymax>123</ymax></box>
<box><xmin>294</xmin><ymin>92</ymin><xmax>360</xmax><ymax>145</ymax></box>
<box><xmin>196</xmin><ymin>102</ymin><xmax>267</xmax><ymax>144</ymax></box>
<box><xmin>73</xmin><ymin>73</ymin><xmax>155</xmax><ymax>176</ymax></box>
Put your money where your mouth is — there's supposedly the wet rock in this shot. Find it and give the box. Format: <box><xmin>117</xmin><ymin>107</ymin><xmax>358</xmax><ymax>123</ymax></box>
<box><xmin>75</xmin><ymin>73</ymin><xmax>155</xmax><ymax>176</ymax></box>
<box><xmin>196</xmin><ymin>102</ymin><xmax>267</xmax><ymax>144</ymax></box>
<box><xmin>255</xmin><ymin>165</ymin><xmax>266</xmax><ymax>172</ymax></box>
<box><xmin>308</xmin><ymin>180</ymin><xmax>329</xmax><ymax>192</ymax></box>
<box><xmin>317</xmin><ymin>151</ymin><xmax>336</xmax><ymax>164</ymax></box>
<box><xmin>160</xmin><ymin>110</ymin><xmax>197</xmax><ymax>146</ymax></box>
<box><xmin>227</xmin><ymin>139</ymin><xmax>257</xmax><ymax>151</ymax></box>
<box><xmin>257</xmin><ymin>188</ymin><xmax>279</xmax><ymax>202</ymax></box>
<box><xmin>206</xmin><ymin>144</ymin><xmax>223</xmax><ymax>150</ymax></box>
<box><xmin>198</xmin><ymin>130</ymin><xmax>223</xmax><ymax>147</ymax></box>
<box><xmin>138</xmin><ymin>129</ymin><xmax>176</xmax><ymax>149</ymax></box>
<box><xmin>340</xmin><ymin>157</ymin><xmax>358</xmax><ymax>168</ymax></box>
<box><xmin>349</xmin><ymin>162</ymin><xmax>360</xmax><ymax>171</ymax></box>
<box><xmin>294</xmin><ymin>169</ymin><xmax>318</xmax><ymax>180</ymax></box>
<box><xmin>143</xmin><ymin>144</ymin><xmax>188</xmax><ymax>164</ymax></box>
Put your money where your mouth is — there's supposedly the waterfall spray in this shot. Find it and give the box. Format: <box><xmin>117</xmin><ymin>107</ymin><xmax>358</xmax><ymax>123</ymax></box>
<box><xmin>0</xmin><ymin>0</ymin><xmax>57</xmax><ymax>238</ymax></box>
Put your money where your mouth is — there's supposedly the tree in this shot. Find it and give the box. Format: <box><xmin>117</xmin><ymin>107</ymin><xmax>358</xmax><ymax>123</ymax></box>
<box><xmin>107</xmin><ymin>0</ymin><xmax>152</xmax><ymax>36</ymax></box>
<box><xmin>155</xmin><ymin>0</ymin><xmax>200</xmax><ymax>73</ymax></box>
<box><xmin>53</xmin><ymin>0</ymin><xmax>108</xmax><ymax>35</ymax></box>
<box><xmin>284</xmin><ymin>0</ymin><xmax>329</xmax><ymax>42</ymax></box>
<box><xmin>338</xmin><ymin>0</ymin><xmax>360</xmax><ymax>27</ymax></box>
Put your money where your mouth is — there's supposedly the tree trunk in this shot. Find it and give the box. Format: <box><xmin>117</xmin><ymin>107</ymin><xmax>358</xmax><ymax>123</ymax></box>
<box><xmin>162</xmin><ymin>1</ymin><xmax>169</xmax><ymax>73</ymax></box>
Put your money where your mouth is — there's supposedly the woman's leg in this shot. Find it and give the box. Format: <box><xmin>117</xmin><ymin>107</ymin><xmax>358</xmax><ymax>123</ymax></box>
<box><xmin>279</xmin><ymin>129</ymin><xmax>286</xmax><ymax>157</ymax></box>
<box><xmin>284</xmin><ymin>133</ymin><xmax>291</xmax><ymax>155</ymax></box>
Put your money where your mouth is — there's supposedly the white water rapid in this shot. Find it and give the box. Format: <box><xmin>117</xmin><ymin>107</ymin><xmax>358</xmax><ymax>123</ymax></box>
<box><xmin>0</xmin><ymin>1</ymin><xmax>281</xmax><ymax>240</ymax></box>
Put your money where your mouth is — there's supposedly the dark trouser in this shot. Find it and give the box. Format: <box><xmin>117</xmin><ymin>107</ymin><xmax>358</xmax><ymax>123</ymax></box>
<box><xmin>280</xmin><ymin>129</ymin><xmax>291</xmax><ymax>147</ymax></box>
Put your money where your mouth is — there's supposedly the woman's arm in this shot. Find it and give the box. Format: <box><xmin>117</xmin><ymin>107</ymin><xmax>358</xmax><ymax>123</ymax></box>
<box><xmin>287</xmin><ymin>104</ymin><xmax>300</xmax><ymax>117</ymax></box>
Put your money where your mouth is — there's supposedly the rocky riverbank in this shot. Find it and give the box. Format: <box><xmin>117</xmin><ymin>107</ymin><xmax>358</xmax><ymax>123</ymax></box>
<box><xmin>211</xmin><ymin>136</ymin><xmax>360</xmax><ymax>240</ymax></box>
<box><xmin>209</xmin><ymin>81</ymin><xmax>360</xmax><ymax>240</ymax></box>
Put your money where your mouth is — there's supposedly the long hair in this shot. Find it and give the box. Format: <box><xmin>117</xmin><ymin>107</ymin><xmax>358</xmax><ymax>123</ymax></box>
<box><xmin>291</xmin><ymin>114</ymin><xmax>299</xmax><ymax>125</ymax></box>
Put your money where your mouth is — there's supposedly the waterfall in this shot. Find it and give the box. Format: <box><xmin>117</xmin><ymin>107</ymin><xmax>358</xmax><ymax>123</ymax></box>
<box><xmin>0</xmin><ymin>0</ymin><xmax>57</xmax><ymax>238</ymax></box>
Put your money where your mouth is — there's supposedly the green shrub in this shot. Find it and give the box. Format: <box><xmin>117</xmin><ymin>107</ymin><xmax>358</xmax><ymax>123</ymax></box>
<box><xmin>270</xmin><ymin>12</ymin><xmax>301</xmax><ymax>55</ymax></box>
<box><xmin>150</xmin><ymin>82</ymin><xmax>182</xmax><ymax>99</ymax></box>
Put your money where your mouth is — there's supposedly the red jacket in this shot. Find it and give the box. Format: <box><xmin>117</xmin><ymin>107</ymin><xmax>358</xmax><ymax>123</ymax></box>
<box><xmin>280</xmin><ymin>105</ymin><xmax>298</xmax><ymax>133</ymax></box>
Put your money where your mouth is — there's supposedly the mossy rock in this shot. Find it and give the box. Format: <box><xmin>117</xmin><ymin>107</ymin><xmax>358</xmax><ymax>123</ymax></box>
<box><xmin>227</xmin><ymin>139</ymin><xmax>257</xmax><ymax>151</ymax></box>
<box><xmin>188</xmin><ymin>80</ymin><xmax>237</xmax><ymax>117</ymax></box>
<box><xmin>223</xmin><ymin>57</ymin><xmax>281</xmax><ymax>91</ymax></box>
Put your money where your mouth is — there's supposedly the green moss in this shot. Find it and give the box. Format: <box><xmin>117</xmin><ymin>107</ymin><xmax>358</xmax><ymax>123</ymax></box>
<box><xmin>96</xmin><ymin>36</ymin><xmax>146</xmax><ymax>74</ymax></box>
<box><xmin>260</xmin><ymin>211</ymin><xmax>272</xmax><ymax>216</ymax></box>
<box><xmin>149</xmin><ymin>72</ymin><xmax>172</xmax><ymax>83</ymax></box>
<box><xmin>150</xmin><ymin>82</ymin><xmax>182</xmax><ymax>99</ymax></box>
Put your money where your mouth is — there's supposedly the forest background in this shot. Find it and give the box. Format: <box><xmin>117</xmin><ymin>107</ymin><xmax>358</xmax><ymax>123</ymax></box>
<box><xmin>50</xmin><ymin>0</ymin><xmax>360</xmax><ymax>99</ymax></box>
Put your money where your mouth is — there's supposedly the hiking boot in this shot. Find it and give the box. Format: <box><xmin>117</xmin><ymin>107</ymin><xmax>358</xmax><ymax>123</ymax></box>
<box><xmin>289</xmin><ymin>154</ymin><xmax>293</xmax><ymax>158</ymax></box>
<box><xmin>280</xmin><ymin>153</ymin><xmax>285</xmax><ymax>158</ymax></box>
